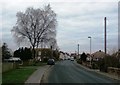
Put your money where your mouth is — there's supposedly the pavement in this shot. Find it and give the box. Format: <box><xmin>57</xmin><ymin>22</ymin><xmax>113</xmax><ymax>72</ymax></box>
<box><xmin>25</xmin><ymin>65</ymin><xmax>50</xmax><ymax>84</ymax></box>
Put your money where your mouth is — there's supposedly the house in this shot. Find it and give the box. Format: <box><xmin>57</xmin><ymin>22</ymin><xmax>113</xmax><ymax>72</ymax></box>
<box><xmin>64</xmin><ymin>53</ymin><xmax>70</xmax><ymax>60</ymax></box>
<box><xmin>91</xmin><ymin>50</ymin><xmax>109</xmax><ymax>61</ymax></box>
<box><xmin>59</xmin><ymin>51</ymin><xmax>65</xmax><ymax>60</ymax></box>
<box><xmin>35</xmin><ymin>48</ymin><xmax>52</xmax><ymax>61</ymax></box>
<box><xmin>86</xmin><ymin>54</ymin><xmax>91</xmax><ymax>61</ymax></box>
<box><xmin>71</xmin><ymin>53</ymin><xmax>77</xmax><ymax>59</ymax></box>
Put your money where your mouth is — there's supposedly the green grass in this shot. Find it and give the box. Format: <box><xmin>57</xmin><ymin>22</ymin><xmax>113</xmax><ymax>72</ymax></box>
<box><xmin>2</xmin><ymin>66</ymin><xmax>37</xmax><ymax>84</ymax></box>
<box><xmin>33</xmin><ymin>62</ymin><xmax>47</xmax><ymax>66</ymax></box>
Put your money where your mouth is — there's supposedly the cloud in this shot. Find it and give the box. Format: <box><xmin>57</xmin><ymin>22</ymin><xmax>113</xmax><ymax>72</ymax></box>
<box><xmin>0</xmin><ymin>1</ymin><xmax>118</xmax><ymax>53</ymax></box>
<box><xmin>55</xmin><ymin>2</ymin><xmax>118</xmax><ymax>52</ymax></box>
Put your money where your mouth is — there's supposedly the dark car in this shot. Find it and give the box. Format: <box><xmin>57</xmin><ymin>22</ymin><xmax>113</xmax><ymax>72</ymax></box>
<box><xmin>47</xmin><ymin>59</ymin><xmax>55</xmax><ymax>65</ymax></box>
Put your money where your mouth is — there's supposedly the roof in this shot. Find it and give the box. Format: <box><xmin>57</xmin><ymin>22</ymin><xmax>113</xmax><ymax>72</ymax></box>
<box><xmin>36</xmin><ymin>48</ymin><xmax>51</xmax><ymax>50</ymax></box>
<box><xmin>92</xmin><ymin>50</ymin><xmax>109</xmax><ymax>59</ymax></box>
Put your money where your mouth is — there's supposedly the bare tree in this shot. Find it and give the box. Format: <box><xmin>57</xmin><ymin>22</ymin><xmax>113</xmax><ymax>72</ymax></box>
<box><xmin>11</xmin><ymin>4</ymin><xmax>57</xmax><ymax>58</ymax></box>
<box><xmin>40</xmin><ymin>29</ymin><xmax>57</xmax><ymax>49</ymax></box>
<box><xmin>108</xmin><ymin>47</ymin><xmax>117</xmax><ymax>55</ymax></box>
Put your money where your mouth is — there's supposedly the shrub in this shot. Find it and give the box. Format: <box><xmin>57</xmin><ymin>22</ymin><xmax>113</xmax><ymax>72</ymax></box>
<box><xmin>91</xmin><ymin>62</ymin><xmax>99</xmax><ymax>69</ymax></box>
<box><xmin>80</xmin><ymin>52</ymin><xmax>87</xmax><ymax>62</ymax></box>
<box><xmin>76</xmin><ymin>59</ymin><xmax>82</xmax><ymax>64</ymax></box>
<box><xmin>97</xmin><ymin>55</ymin><xmax>120</xmax><ymax>72</ymax></box>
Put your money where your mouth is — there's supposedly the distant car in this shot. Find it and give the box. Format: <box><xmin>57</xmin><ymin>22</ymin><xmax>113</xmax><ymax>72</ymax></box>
<box><xmin>47</xmin><ymin>59</ymin><xmax>55</xmax><ymax>65</ymax></box>
<box><xmin>70</xmin><ymin>57</ymin><xmax>74</xmax><ymax>61</ymax></box>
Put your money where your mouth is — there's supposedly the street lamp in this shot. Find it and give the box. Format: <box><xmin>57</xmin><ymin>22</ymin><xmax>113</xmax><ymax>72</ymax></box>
<box><xmin>88</xmin><ymin>36</ymin><xmax>92</xmax><ymax>54</ymax></box>
<box><xmin>88</xmin><ymin>36</ymin><xmax>92</xmax><ymax>65</ymax></box>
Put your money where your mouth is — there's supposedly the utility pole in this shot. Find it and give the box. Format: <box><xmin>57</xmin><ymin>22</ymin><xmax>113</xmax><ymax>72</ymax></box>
<box><xmin>104</xmin><ymin>17</ymin><xmax>107</xmax><ymax>54</ymax></box>
<box><xmin>51</xmin><ymin>45</ymin><xmax>53</xmax><ymax>58</ymax></box>
<box><xmin>78</xmin><ymin>44</ymin><xmax>79</xmax><ymax>58</ymax></box>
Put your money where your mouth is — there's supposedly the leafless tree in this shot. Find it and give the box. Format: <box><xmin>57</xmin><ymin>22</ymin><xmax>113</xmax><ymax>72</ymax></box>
<box><xmin>11</xmin><ymin>4</ymin><xmax>57</xmax><ymax>58</ymax></box>
<box><xmin>108</xmin><ymin>47</ymin><xmax>117</xmax><ymax>55</ymax></box>
<box><xmin>41</xmin><ymin>30</ymin><xmax>57</xmax><ymax>49</ymax></box>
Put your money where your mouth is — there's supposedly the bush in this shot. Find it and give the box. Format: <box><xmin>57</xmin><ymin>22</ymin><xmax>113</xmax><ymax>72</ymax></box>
<box><xmin>80</xmin><ymin>52</ymin><xmax>87</xmax><ymax>62</ymax></box>
<box><xmin>91</xmin><ymin>62</ymin><xmax>99</xmax><ymax>69</ymax></box>
<box><xmin>100</xmin><ymin>65</ymin><xmax>108</xmax><ymax>72</ymax></box>
<box><xmin>14</xmin><ymin>47</ymin><xmax>32</xmax><ymax>61</ymax></box>
<box><xmin>97</xmin><ymin>55</ymin><xmax>120</xmax><ymax>72</ymax></box>
<box><xmin>76</xmin><ymin>59</ymin><xmax>82</xmax><ymax>64</ymax></box>
<box><xmin>43</xmin><ymin>58</ymin><xmax>48</xmax><ymax>62</ymax></box>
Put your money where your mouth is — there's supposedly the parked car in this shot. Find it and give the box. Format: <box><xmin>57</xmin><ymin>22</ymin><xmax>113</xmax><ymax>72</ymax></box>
<box><xmin>4</xmin><ymin>57</ymin><xmax>21</xmax><ymax>62</ymax></box>
<box><xmin>68</xmin><ymin>58</ymin><xmax>70</xmax><ymax>60</ymax></box>
<box><xmin>47</xmin><ymin>59</ymin><xmax>55</xmax><ymax>65</ymax></box>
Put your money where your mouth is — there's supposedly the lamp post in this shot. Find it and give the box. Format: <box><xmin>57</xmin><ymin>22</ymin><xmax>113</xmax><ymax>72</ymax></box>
<box><xmin>88</xmin><ymin>36</ymin><xmax>92</xmax><ymax>65</ymax></box>
<box><xmin>88</xmin><ymin>36</ymin><xmax>92</xmax><ymax>54</ymax></box>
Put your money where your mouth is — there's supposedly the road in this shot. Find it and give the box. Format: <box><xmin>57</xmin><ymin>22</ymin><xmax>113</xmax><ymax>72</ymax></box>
<box><xmin>42</xmin><ymin>60</ymin><xmax>119</xmax><ymax>83</ymax></box>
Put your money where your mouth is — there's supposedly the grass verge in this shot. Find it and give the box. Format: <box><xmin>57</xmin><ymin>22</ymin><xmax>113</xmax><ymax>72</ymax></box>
<box><xmin>33</xmin><ymin>61</ymin><xmax>47</xmax><ymax>66</ymax></box>
<box><xmin>2</xmin><ymin>66</ymin><xmax>37</xmax><ymax>84</ymax></box>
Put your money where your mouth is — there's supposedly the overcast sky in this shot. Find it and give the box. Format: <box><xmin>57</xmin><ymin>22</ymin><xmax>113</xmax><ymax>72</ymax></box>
<box><xmin>0</xmin><ymin>0</ymin><xmax>119</xmax><ymax>54</ymax></box>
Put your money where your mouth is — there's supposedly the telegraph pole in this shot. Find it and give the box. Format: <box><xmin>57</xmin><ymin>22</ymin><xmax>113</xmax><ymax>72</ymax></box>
<box><xmin>51</xmin><ymin>45</ymin><xmax>53</xmax><ymax>58</ymax></box>
<box><xmin>104</xmin><ymin>17</ymin><xmax>107</xmax><ymax>54</ymax></box>
<box><xmin>78</xmin><ymin>44</ymin><xmax>79</xmax><ymax>58</ymax></box>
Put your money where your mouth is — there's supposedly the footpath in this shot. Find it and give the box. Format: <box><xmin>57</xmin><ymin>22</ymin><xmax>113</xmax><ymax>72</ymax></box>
<box><xmin>25</xmin><ymin>65</ymin><xmax>50</xmax><ymax>84</ymax></box>
<box><xmin>74</xmin><ymin>61</ymin><xmax>120</xmax><ymax>81</ymax></box>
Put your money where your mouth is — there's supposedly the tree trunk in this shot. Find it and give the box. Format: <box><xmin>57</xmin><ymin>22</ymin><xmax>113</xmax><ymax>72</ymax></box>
<box><xmin>32</xmin><ymin>46</ymin><xmax>36</xmax><ymax>59</ymax></box>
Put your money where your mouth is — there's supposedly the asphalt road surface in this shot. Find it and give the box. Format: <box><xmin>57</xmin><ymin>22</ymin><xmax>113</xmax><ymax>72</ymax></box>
<box><xmin>42</xmin><ymin>60</ymin><xmax>119</xmax><ymax>83</ymax></box>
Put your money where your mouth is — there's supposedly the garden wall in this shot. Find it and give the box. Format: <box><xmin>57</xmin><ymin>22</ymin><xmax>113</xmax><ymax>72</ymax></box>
<box><xmin>2</xmin><ymin>62</ymin><xmax>19</xmax><ymax>73</ymax></box>
<box><xmin>108</xmin><ymin>67</ymin><xmax>120</xmax><ymax>77</ymax></box>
